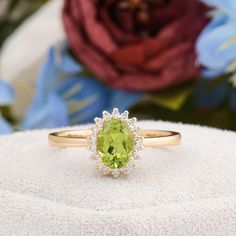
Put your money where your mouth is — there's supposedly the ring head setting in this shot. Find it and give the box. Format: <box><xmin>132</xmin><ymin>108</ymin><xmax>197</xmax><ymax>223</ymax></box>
<box><xmin>88</xmin><ymin>108</ymin><xmax>143</xmax><ymax>177</ymax></box>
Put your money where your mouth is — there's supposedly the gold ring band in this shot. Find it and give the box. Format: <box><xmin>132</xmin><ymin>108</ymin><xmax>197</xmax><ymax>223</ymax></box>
<box><xmin>48</xmin><ymin>129</ymin><xmax>181</xmax><ymax>148</ymax></box>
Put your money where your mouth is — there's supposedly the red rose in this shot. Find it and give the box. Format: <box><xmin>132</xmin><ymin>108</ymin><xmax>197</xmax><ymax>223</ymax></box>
<box><xmin>63</xmin><ymin>0</ymin><xmax>208</xmax><ymax>91</ymax></box>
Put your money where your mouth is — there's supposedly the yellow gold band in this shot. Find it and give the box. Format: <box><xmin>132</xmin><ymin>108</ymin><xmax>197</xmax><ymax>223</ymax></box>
<box><xmin>48</xmin><ymin>129</ymin><xmax>181</xmax><ymax>148</ymax></box>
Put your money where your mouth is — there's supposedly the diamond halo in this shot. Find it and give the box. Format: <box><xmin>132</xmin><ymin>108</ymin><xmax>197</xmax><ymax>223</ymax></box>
<box><xmin>88</xmin><ymin>108</ymin><xmax>143</xmax><ymax>177</ymax></box>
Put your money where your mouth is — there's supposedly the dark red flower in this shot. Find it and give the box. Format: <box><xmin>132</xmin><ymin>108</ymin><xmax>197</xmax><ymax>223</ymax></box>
<box><xmin>63</xmin><ymin>0</ymin><xmax>208</xmax><ymax>91</ymax></box>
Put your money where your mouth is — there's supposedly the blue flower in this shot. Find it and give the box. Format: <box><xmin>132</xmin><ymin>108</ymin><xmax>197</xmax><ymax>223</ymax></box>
<box><xmin>196</xmin><ymin>0</ymin><xmax>236</xmax><ymax>76</ymax></box>
<box><xmin>21</xmin><ymin>46</ymin><xmax>144</xmax><ymax>129</ymax></box>
<box><xmin>195</xmin><ymin>0</ymin><xmax>236</xmax><ymax>110</ymax></box>
<box><xmin>0</xmin><ymin>79</ymin><xmax>15</xmax><ymax>134</ymax></box>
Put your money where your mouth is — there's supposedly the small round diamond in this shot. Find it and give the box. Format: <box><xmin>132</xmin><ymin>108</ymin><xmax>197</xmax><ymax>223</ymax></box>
<box><xmin>88</xmin><ymin>136</ymin><xmax>96</xmax><ymax>144</ymax></box>
<box><xmin>102</xmin><ymin>111</ymin><xmax>110</xmax><ymax>120</ymax></box>
<box><xmin>112</xmin><ymin>170</ymin><xmax>119</xmax><ymax>178</ymax></box>
<box><xmin>133</xmin><ymin>152</ymin><xmax>140</xmax><ymax>160</ymax></box>
<box><xmin>128</xmin><ymin>162</ymin><xmax>135</xmax><ymax>169</ymax></box>
<box><xmin>121</xmin><ymin>110</ymin><xmax>129</xmax><ymax>119</ymax></box>
<box><xmin>94</xmin><ymin>117</ymin><xmax>102</xmax><ymax>125</ymax></box>
<box><xmin>135</xmin><ymin>136</ymin><xmax>143</xmax><ymax>144</ymax></box>
<box><xmin>96</xmin><ymin>163</ymin><xmax>103</xmax><ymax>170</ymax></box>
<box><xmin>135</xmin><ymin>144</ymin><xmax>143</xmax><ymax>151</ymax></box>
<box><xmin>90</xmin><ymin>154</ymin><xmax>99</xmax><ymax>160</ymax></box>
<box><xmin>128</xmin><ymin>117</ymin><xmax>137</xmax><ymax>126</ymax></box>
<box><xmin>91</xmin><ymin>127</ymin><xmax>98</xmax><ymax>136</ymax></box>
<box><xmin>112</xmin><ymin>108</ymin><xmax>120</xmax><ymax>118</ymax></box>
<box><xmin>103</xmin><ymin>167</ymin><xmax>111</xmax><ymax>175</ymax></box>
<box><xmin>133</xmin><ymin>127</ymin><xmax>141</xmax><ymax>135</ymax></box>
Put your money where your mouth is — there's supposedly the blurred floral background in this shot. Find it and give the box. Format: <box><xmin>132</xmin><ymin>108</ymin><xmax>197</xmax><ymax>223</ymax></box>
<box><xmin>0</xmin><ymin>0</ymin><xmax>236</xmax><ymax>134</ymax></box>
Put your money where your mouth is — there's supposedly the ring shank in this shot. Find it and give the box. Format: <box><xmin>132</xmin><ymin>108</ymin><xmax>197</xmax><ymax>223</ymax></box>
<box><xmin>48</xmin><ymin>129</ymin><xmax>181</xmax><ymax>148</ymax></box>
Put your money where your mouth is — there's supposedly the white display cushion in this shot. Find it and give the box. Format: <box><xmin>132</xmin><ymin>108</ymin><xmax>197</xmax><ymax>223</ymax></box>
<box><xmin>0</xmin><ymin>121</ymin><xmax>236</xmax><ymax>235</ymax></box>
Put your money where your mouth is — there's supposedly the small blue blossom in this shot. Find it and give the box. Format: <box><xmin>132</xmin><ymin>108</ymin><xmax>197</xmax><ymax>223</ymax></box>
<box><xmin>21</xmin><ymin>46</ymin><xmax>144</xmax><ymax>129</ymax></box>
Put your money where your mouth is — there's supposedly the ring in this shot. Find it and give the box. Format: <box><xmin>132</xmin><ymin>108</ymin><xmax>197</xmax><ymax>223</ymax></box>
<box><xmin>48</xmin><ymin>108</ymin><xmax>181</xmax><ymax>177</ymax></box>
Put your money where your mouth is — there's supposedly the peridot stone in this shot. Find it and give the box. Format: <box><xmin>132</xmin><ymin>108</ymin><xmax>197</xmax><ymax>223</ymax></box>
<box><xmin>97</xmin><ymin>118</ymin><xmax>134</xmax><ymax>169</ymax></box>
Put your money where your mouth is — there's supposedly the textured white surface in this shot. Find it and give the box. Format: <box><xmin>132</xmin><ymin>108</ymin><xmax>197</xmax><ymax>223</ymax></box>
<box><xmin>0</xmin><ymin>121</ymin><xmax>236</xmax><ymax>235</ymax></box>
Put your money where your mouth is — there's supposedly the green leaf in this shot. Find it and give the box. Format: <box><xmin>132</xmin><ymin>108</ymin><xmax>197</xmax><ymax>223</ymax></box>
<box><xmin>0</xmin><ymin>106</ymin><xmax>14</xmax><ymax>123</ymax></box>
<box><xmin>149</xmin><ymin>83</ymin><xmax>193</xmax><ymax>111</ymax></box>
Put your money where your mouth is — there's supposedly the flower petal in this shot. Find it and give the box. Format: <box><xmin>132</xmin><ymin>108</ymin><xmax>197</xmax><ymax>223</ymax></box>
<box><xmin>0</xmin><ymin>79</ymin><xmax>15</xmax><ymax>105</ymax></box>
<box><xmin>108</xmin><ymin>89</ymin><xmax>145</xmax><ymax>113</ymax></box>
<box><xmin>78</xmin><ymin>0</ymin><xmax>117</xmax><ymax>54</ymax></box>
<box><xmin>25</xmin><ymin>47</ymin><xmax>58</xmax><ymax>118</ymax></box>
<box><xmin>21</xmin><ymin>47</ymin><xmax>69</xmax><ymax>129</ymax></box>
<box><xmin>201</xmin><ymin>0</ymin><xmax>236</xmax><ymax>18</ymax></box>
<box><xmin>63</xmin><ymin>76</ymin><xmax>111</xmax><ymax>124</ymax></box>
<box><xmin>59</xmin><ymin>48</ymin><xmax>83</xmax><ymax>74</ymax></box>
<box><xmin>197</xmin><ymin>16</ymin><xmax>236</xmax><ymax>70</ymax></box>
<box><xmin>21</xmin><ymin>93</ymin><xmax>68</xmax><ymax>129</ymax></box>
<box><xmin>36</xmin><ymin>47</ymin><xmax>58</xmax><ymax>100</ymax></box>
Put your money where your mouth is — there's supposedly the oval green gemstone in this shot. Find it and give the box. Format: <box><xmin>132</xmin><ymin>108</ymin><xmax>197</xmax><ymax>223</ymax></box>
<box><xmin>97</xmin><ymin>118</ymin><xmax>134</xmax><ymax>169</ymax></box>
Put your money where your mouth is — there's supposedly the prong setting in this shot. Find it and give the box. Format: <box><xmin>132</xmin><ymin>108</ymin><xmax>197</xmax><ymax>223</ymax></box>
<box><xmin>88</xmin><ymin>108</ymin><xmax>143</xmax><ymax>177</ymax></box>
